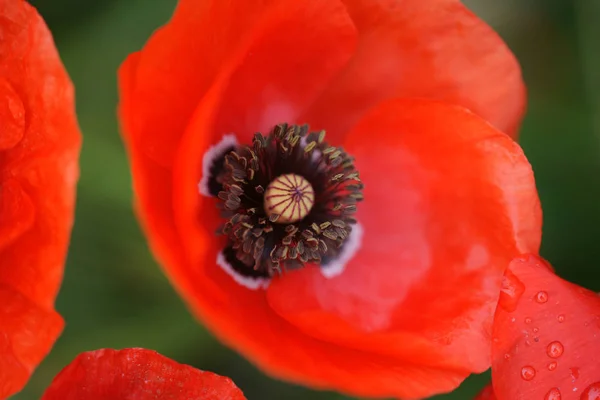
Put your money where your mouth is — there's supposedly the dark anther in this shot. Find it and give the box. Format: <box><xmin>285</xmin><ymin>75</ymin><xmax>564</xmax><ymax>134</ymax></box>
<box><xmin>207</xmin><ymin>145</ymin><xmax>236</xmax><ymax>197</ymax></box>
<box><xmin>222</xmin><ymin>246</ymin><xmax>270</xmax><ymax>279</ymax></box>
<box><xmin>212</xmin><ymin>123</ymin><xmax>363</xmax><ymax>278</ymax></box>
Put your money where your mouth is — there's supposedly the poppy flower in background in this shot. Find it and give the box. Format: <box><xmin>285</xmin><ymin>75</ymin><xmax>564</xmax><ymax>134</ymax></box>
<box><xmin>118</xmin><ymin>0</ymin><xmax>541</xmax><ymax>398</ymax></box>
<box><xmin>474</xmin><ymin>254</ymin><xmax>600</xmax><ymax>400</ymax></box>
<box><xmin>0</xmin><ymin>0</ymin><xmax>81</xmax><ymax>397</ymax></box>
<box><xmin>41</xmin><ymin>348</ymin><xmax>246</xmax><ymax>400</ymax></box>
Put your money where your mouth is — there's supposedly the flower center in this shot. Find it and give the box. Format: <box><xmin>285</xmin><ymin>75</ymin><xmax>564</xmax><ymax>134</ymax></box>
<box><xmin>214</xmin><ymin>124</ymin><xmax>363</xmax><ymax>277</ymax></box>
<box><xmin>264</xmin><ymin>174</ymin><xmax>315</xmax><ymax>224</ymax></box>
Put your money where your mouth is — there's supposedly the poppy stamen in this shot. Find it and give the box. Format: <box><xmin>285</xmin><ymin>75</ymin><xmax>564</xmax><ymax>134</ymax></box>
<box><xmin>212</xmin><ymin>124</ymin><xmax>363</xmax><ymax>278</ymax></box>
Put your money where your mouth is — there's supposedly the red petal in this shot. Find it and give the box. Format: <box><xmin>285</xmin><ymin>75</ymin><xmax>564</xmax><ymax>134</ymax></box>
<box><xmin>122</xmin><ymin>0</ymin><xmax>356</xmax><ymax>167</ymax></box>
<box><xmin>0</xmin><ymin>286</ymin><xmax>63</xmax><ymax>398</ymax></box>
<box><xmin>475</xmin><ymin>383</ymin><xmax>498</xmax><ymax>400</ymax></box>
<box><xmin>268</xmin><ymin>99</ymin><xmax>541</xmax><ymax>379</ymax></box>
<box><xmin>41</xmin><ymin>348</ymin><xmax>246</xmax><ymax>400</ymax></box>
<box><xmin>491</xmin><ymin>254</ymin><xmax>600</xmax><ymax>400</ymax></box>
<box><xmin>0</xmin><ymin>0</ymin><xmax>81</xmax><ymax>397</ymax></box>
<box><xmin>303</xmin><ymin>0</ymin><xmax>525</xmax><ymax>142</ymax></box>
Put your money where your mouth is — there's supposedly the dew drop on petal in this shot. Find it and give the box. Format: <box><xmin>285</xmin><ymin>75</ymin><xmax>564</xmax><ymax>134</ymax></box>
<box><xmin>581</xmin><ymin>382</ymin><xmax>600</xmax><ymax>400</ymax></box>
<box><xmin>547</xmin><ymin>361</ymin><xmax>558</xmax><ymax>371</ymax></box>
<box><xmin>504</xmin><ymin>353</ymin><xmax>511</xmax><ymax>360</ymax></box>
<box><xmin>536</xmin><ymin>291</ymin><xmax>549</xmax><ymax>303</ymax></box>
<box><xmin>525</xmin><ymin>317</ymin><xmax>532</xmax><ymax>324</ymax></box>
<box><xmin>570</xmin><ymin>367</ymin><xmax>580</xmax><ymax>381</ymax></box>
<box><xmin>558</xmin><ymin>314</ymin><xmax>566</xmax><ymax>323</ymax></box>
<box><xmin>545</xmin><ymin>387</ymin><xmax>561</xmax><ymax>400</ymax></box>
<box><xmin>533</xmin><ymin>327</ymin><xmax>539</xmax><ymax>333</ymax></box>
<box><xmin>521</xmin><ymin>366</ymin><xmax>536</xmax><ymax>381</ymax></box>
<box><xmin>547</xmin><ymin>341</ymin><xmax>564</xmax><ymax>358</ymax></box>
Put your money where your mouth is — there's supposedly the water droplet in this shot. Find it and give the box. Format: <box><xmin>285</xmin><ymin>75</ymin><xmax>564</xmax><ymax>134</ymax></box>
<box><xmin>511</xmin><ymin>317</ymin><xmax>516</xmax><ymax>322</ymax></box>
<box><xmin>547</xmin><ymin>341</ymin><xmax>564</xmax><ymax>358</ymax></box>
<box><xmin>535</xmin><ymin>291</ymin><xmax>549</xmax><ymax>303</ymax></box>
<box><xmin>547</xmin><ymin>361</ymin><xmax>558</xmax><ymax>371</ymax></box>
<box><xmin>581</xmin><ymin>382</ymin><xmax>600</xmax><ymax>400</ymax></box>
<box><xmin>558</xmin><ymin>314</ymin><xmax>565</xmax><ymax>323</ymax></box>
<box><xmin>525</xmin><ymin>317</ymin><xmax>532</xmax><ymax>324</ymax></box>
<box><xmin>544</xmin><ymin>387</ymin><xmax>561</xmax><ymax>400</ymax></box>
<box><xmin>570</xmin><ymin>367</ymin><xmax>580</xmax><ymax>381</ymax></box>
<box><xmin>504</xmin><ymin>353</ymin><xmax>511</xmax><ymax>360</ymax></box>
<box><xmin>533</xmin><ymin>327</ymin><xmax>539</xmax><ymax>333</ymax></box>
<box><xmin>534</xmin><ymin>336</ymin><xmax>540</xmax><ymax>342</ymax></box>
<box><xmin>521</xmin><ymin>366</ymin><xmax>536</xmax><ymax>381</ymax></box>
<box><xmin>0</xmin><ymin>79</ymin><xmax>26</xmax><ymax>150</ymax></box>
<box><xmin>499</xmin><ymin>270</ymin><xmax>526</xmax><ymax>312</ymax></box>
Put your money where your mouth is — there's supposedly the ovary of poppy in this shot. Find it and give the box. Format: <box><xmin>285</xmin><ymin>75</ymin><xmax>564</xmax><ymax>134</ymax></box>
<box><xmin>480</xmin><ymin>254</ymin><xmax>600</xmax><ymax>400</ymax></box>
<box><xmin>0</xmin><ymin>0</ymin><xmax>81</xmax><ymax>397</ymax></box>
<box><xmin>118</xmin><ymin>0</ymin><xmax>541</xmax><ymax>398</ymax></box>
<box><xmin>41</xmin><ymin>348</ymin><xmax>246</xmax><ymax>400</ymax></box>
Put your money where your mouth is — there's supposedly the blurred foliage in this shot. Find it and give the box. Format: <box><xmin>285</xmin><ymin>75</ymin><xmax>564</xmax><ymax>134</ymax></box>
<box><xmin>13</xmin><ymin>0</ymin><xmax>600</xmax><ymax>398</ymax></box>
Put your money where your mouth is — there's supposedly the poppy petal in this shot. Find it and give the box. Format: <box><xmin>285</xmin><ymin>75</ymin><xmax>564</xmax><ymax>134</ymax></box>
<box><xmin>491</xmin><ymin>254</ymin><xmax>600</xmax><ymax>400</ymax></box>
<box><xmin>302</xmin><ymin>0</ymin><xmax>525</xmax><ymax>142</ymax></box>
<box><xmin>0</xmin><ymin>286</ymin><xmax>63</xmax><ymax>398</ymax></box>
<box><xmin>0</xmin><ymin>0</ymin><xmax>80</xmax><ymax>397</ymax></box>
<box><xmin>41</xmin><ymin>348</ymin><xmax>246</xmax><ymax>400</ymax></box>
<box><xmin>267</xmin><ymin>98</ymin><xmax>541</xmax><ymax>375</ymax></box>
<box><xmin>123</xmin><ymin>0</ymin><xmax>356</xmax><ymax>167</ymax></box>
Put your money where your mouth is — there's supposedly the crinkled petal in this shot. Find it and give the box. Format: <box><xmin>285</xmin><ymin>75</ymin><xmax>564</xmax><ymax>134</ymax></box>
<box><xmin>0</xmin><ymin>285</ymin><xmax>63</xmax><ymax>398</ymax></box>
<box><xmin>267</xmin><ymin>98</ymin><xmax>541</xmax><ymax>379</ymax></box>
<box><xmin>41</xmin><ymin>348</ymin><xmax>246</xmax><ymax>400</ymax></box>
<box><xmin>303</xmin><ymin>0</ymin><xmax>526</xmax><ymax>142</ymax></box>
<box><xmin>491</xmin><ymin>255</ymin><xmax>600</xmax><ymax>400</ymax></box>
<box><xmin>123</xmin><ymin>0</ymin><xmax>356</xmax><ymax>167</ymax></box>
<box><xmin>0</xmin><ymin>0</ymin><xmax>81</xmax><ymax>397</ymax></box>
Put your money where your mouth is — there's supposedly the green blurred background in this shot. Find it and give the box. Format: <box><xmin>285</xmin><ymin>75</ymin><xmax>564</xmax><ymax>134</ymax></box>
<box><xmin>14</xmin><ymin>0</ymin><xmax>600</xmax><ymax>398</ymax></box>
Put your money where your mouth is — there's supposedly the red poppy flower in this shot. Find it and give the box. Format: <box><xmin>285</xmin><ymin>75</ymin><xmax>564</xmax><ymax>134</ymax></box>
<box><xmin>0</xmin><ymin>0</ymin><xmax>81</xmax><ymax>397</ymax></box>
<box><xmin>41</xmin><ymin>348</ymin><xmax>246</xmax><ymax>400</ymax></box>
<box><xmin>474</xmin><ymin>254</ymin><xmax>600</xmax><ymax>400</ymax></box>
<box><xmin>118</xmin><ymin>0</ymin><xmax>541</xmax><ymax>398</ymax></box>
